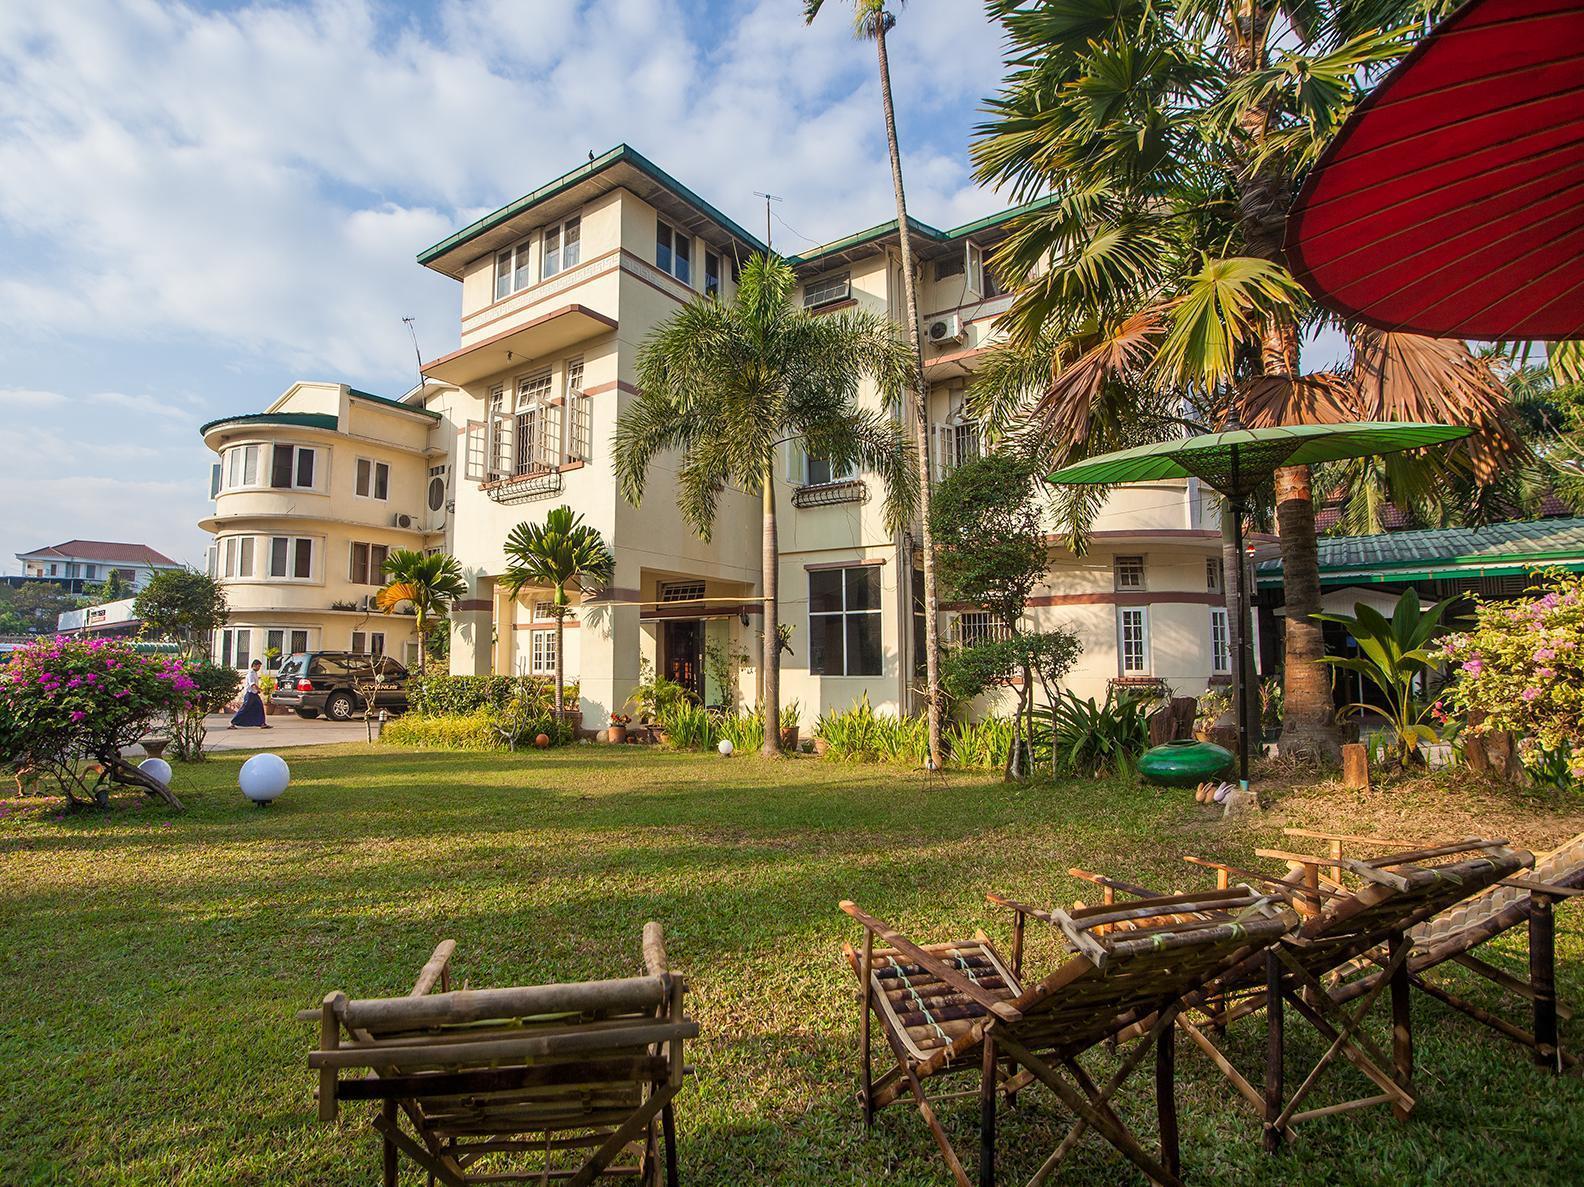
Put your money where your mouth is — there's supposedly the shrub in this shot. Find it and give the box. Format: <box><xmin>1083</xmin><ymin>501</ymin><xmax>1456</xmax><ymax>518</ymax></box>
<box><xmin>716</xmin><ymin>707</ymin><xmax>765</xmax><ymax>754</ymax></box>
<box><xmin>1443</xmin><ymin>572</ymin><xmax>1584</xmax><ymax>787</ymax></box>
<box><xmin>382</xmin><ymin>711</ymin><xmax>500</xmax><ymax>750</ymax></box>
<box><xmin>944</xmin><ymin>717</ymin><xmax>1014</xmax><ymax>769</ymax></box>
<box><xmin>167</xmin><ymin>661</ymin><xmax>242</xmax><ymax>762</ymax></box>
<box><xmin>814</xmin><ymin>695</ymin><xmax>929</xmax><ymax>765</ymax></box>
<box><xmin>407</xmin><ymin>674</ymin><xmax>576</xmax><ymax>717</ymax></box>
<box><xmin>0</xmin><ymin>636</ymin><xmax>200</xmax><ymax>807</ymax></box>
<box><xmin>1040</xmin><ymin>689</ymin><xmax>1153</xmax><ymax>777</ymax></box>
<box><xmin>657</xmin><ymin>702</ymin><xmax>716</xmax><ymax>750</ymax></box>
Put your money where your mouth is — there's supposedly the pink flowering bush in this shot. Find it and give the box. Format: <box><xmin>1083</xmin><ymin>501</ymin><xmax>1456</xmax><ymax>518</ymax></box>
<box><xmin>0</xmin><ymin>636</ymin><xmax>200</xmax><ymax>807</ymax></box>
<box><xmin>1443</xmin><ymin>573</ymin><xmax>1584</xmax><ymax>787</ymax></box>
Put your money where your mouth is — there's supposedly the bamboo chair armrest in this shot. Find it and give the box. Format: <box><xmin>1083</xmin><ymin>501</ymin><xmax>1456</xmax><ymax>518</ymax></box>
<box><xmin>642</xmin><ymin>921</ymin><xmax>668</xmax><ymax>977</ymax></box>
<box><xmin>841</xmin><ymin>900</ymin><xmax>1021</xmax><ymax>1022</ymax></box>
<box><xmin>1066</xmin><ymin>867</ymin><xmax>1161</xmax><ymax>898</ymax></box>
<box><xmin>1283</xmin><ymin>828</ymin><xmax>1417</xmax><ymax>849</ymax></box>
<box><xmin>987</xmin><ymin>891</ymin><xmax>1055</xmax><ymax>924</ymax></box>
<box><xmin>410</xmin><ymin>940</ymin><xmax>456</xmax><ymax>997</ymax></box>
<box><xmin>1501</xmin><ymin>878</ymin><xmax>1584</xmax><ymax>898</ymax></box>
<box><xmin>1184</xmin><ymin>856</ymin><xmax>1320</xmax><ymax>899</ymax></box>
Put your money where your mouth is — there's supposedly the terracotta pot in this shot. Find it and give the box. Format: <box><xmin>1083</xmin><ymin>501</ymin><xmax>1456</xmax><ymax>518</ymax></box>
<box><xmin>654</xmin><ymin>730</ymin><xmax>671</xmax><ymax>747</ymax></box>
<box><xmin>780</xmin><ymin>726</ymin><xmax>800</xmax><ymax>750</ymax></box>
<box><xmin>811</xmin><ymin>736</ymin><xmax>829</xmax><ymax>757</ymax></box>
<box><xmin>607</xmin><ymin>724</ymin><xmax>628</xmax><ymax>745</ymax></box>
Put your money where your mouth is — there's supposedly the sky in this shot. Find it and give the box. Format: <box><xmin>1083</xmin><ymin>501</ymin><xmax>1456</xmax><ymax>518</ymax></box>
<box><xmin>0</xmin><ymin>0</ymin><xmax>1015</xmax><ymax>572</ymax></box>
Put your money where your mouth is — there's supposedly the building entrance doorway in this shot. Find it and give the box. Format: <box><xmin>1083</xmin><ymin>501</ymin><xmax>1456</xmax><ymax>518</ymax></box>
<box><xmin>662</xmin><ymin>619</ymin><xmax>705</xmax><ymax>701</ymax></box>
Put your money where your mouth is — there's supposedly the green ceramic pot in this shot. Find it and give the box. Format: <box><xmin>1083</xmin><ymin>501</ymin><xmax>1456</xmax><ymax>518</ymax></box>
<box><xmin>1139</xmin><ymin>739</ymin><xmax>1234</xmax><ymax>787</ymax></box>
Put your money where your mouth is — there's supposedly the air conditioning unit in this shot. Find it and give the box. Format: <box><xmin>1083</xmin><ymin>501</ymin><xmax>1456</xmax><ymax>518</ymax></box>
<box><xmin>358</xmin><ymin>594</ymin><xmax>377</xmax><ymax>612</ymax></box>
<box><xmin>928</xmin><ymin>313</ymin><xmax>966</xmax><ymax>346</ymax></box>
<box><xmin>393</xmin><ymin>512</ymin><xmax>416</xmax><ymax>529</ymax></box>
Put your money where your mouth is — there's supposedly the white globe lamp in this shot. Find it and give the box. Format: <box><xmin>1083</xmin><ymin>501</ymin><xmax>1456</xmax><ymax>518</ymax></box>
<box><xmin>717</xmin><ymin>739</ymin><xmax>734</xmax><ymax>757</ymax></box>
<box><xmin>139</xmin><ymin>757</ymin><xmax>173</xmax><ymax>787</ymax></box>
<box><xmin>239</xmin><ymin>753</ymin><xmax>290</xmax><ymax>807</ymax></box>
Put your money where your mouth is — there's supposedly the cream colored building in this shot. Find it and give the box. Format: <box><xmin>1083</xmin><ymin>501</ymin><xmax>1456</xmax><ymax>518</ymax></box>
<box><xmin>199</xmin><ymin>382</ymin><xmax>451</xmax><ymax>672</ymax></box>
<box><xmin>200</xmin><ymin>146</ymin><xmax>1230</xmax><ymax>722</ymax></box>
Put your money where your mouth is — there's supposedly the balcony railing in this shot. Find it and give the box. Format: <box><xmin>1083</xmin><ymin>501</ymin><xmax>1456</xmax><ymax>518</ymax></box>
<box><xmin>792</xmin><ymin>478</ymin><xmax>869</xmax><ymax>509</ymax></box>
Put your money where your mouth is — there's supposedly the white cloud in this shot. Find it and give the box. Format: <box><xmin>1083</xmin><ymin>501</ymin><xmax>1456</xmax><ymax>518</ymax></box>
<box><xmin>0</xmin><ymin>0</ymin><xmax>1009</xmax><ymax>564</ymax></box>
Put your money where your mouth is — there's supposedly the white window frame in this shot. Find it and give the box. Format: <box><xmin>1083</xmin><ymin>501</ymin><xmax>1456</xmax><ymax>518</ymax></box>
<box><xmin>1117</xmin><ymin>607</ymin><xmax>1150</xmax><ymax>676</ymax></box>
<box><xmin>1211</xmin><ymin>607</ymin><xmax>1231</xmax><ymax>674</ymax></box>
<box><xmin>660</xmin><ymin>580</ymin><xmax>706</xmax><ymax>603</ymax></box>
<box><xmin>808</xmin><ymin>566</ymin><xmax>884</xmax><ymax>677</ymax></box>
<box><xmin>1206</xmin><ymin>557</ymin><xmax>1223</xmax><ymax>593</ymax></box>
<box><xmin>351</xmin><ymin>630</ymin><xmax>386</xmax><ymax>657</ymax></box>
<box><xmin>494</xmin><ymin>238</ymin><xmax>533</xmax><ymax>300</ymax></box>
<box><xmin>803</xmin><ymin>270</ymin><xmax>851</xmax><ymax>308</ymax></box>
<box><xmin>564</xmin><ymin>358</ymin><xmax>591</xmax><ymax>463</ymax></box>
<box><xmin>223</xmin><ymin>443</ymin><xmax>261</xmax><ymax>490</ymax></box>
<box><xmin>800</xmin><ymin>451</ymin><xmax>857</xmax><ymax>487</ymax></box>
<box><xmin>349</xmin><ymin>541</ymin><xmax>390</xmax><ymax>586</ymax></box>
<box><xmin>704</xmin><ymin>248</ymin><xmax>722</xmax><ymax>297</ymax></box>
<box><xmin>267</xmin><ymin>535</ymin><xmax>317</xmax><ymax>582</ymax></box>
<box><xmin>528</xmin><ymin>628</ymin><xmax>557</xmax><ymax>675</ymax></box>
<box><xmin>269</xmin><ymin>443</ymin><xmax>318</xmax><ymax>491</ymax></box>
<box><xmin>217</xmin><ymin>627</ymin><xmax>252</xmax><ymax>670</ymax></box>
<box><xmin>514</xmin><ymin>370</ymin><xmax>558</xmax><ymax>475</ymax></box>
<box><xmin>355</xmin><ymin>457</ymin><xmax>390</xmax><ymax>500</ymax></box>
<box><xmin>1114</xmin><ymin>555</ymin><xmax>1146</xmax><ymax>592</ymax></box>
<box><xmin>656</xmin><ymin>217</ymin><xmax>692</xmax><ymax>285</ymax></box>
<box><xmin>541</xmin><ymin>215</ymin><xmax>581</xmax><ymax>280</ymax></box>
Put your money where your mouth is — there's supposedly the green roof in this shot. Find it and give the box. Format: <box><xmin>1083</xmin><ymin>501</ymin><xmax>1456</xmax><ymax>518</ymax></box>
<box><xmin>417</xmin><ymin>144</ymin><xmax>768</xmax><ymax>267</ymax></box>
<box><xmin>1256</xmin><ymin>517</ymin><xmax>1584</xmax><ymax>585</ymax></box>
<box><xmin>788</xmin><ymin>193</ymin><xmax>1063</xmax><ymax>268</ymax></box>
<box><xmin>198</xmin><ymin>412</ymin><xmax>338</xmax><ymax>437</ymax></box>
<box><xmin>348</xmin><ymin>388</ymin><xmax>441</xmax><ymax>421</ymax></box>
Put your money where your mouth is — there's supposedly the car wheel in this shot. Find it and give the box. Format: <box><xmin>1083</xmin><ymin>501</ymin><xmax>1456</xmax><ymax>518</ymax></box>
<box><xmin>326</xmin><ymin>693</ymin><xmax>356</xmax><ymax>721</ymax></box>
<box><xmin>295</xmin><ymin>708</ymin><xmax>320</xmax><ymax>720</ymax></box>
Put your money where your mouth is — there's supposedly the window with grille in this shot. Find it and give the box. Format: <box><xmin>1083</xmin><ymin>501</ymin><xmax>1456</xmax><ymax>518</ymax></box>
<box><xmin>1114</xmin><ymin>555</ymin><xmax>1146</xmax><ymax>591</ymax></box>
<box><xmin>515</xmin><ymin>371</ymin><xmax>557</xmax><ymax>474</ymax></box>
<box><xmin>954</xmin><ymin>611</ymin><xmax>1010</xmax><ymax>647</ymax></box>
<box><xmin>1118</xmin><ymin>607</ymin><xmax>1149</xmax><ymax>674</ymax></box>
<box><xmin>542</xmin><ymin>216</ymin><xmax>581</xmax><ymax>279</ymax></box>
<box><xmin>1211</xmin><ymin>607</ymin><xmax>1230</xmax><ymax>673</ymax></box>
<box><xmin>660</xmin><ymin>580</ymin><xmax>706</xmax><ymax>603</ymax></box>
<box><xmin>809</xmin><ymin>566</ymin><xmax>883</xmax><ymax>676</ymax></box>
<box><xmin>495</xmin><ymin>239</ymin><xmax>533</xmax><ymax>300</ymax></box>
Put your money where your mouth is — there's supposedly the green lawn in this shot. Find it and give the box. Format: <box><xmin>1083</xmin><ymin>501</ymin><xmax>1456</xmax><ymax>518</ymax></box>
<box><xmin>2</xmin><ymin>744</ymin><xmax>1582</xmax><ymax>1185</ymax></box>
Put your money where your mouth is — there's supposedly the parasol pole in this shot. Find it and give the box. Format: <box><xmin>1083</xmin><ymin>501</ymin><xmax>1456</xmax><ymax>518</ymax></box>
<box><xmin>1231</xmin><ymin>490</ymin><xmax>1251</xmax><ymax>791</ymax></box>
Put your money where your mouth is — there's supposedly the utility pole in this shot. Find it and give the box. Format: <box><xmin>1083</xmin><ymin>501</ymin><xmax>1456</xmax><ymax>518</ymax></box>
<box><xmin>752</xmin><ymin>192</ymin><xmax>781</xmax><ymax>251</ymax></box>
<box><xmin>402</xmin><ymin>317</ymin><xmax>424</xmax><ymax>393</ymax></box>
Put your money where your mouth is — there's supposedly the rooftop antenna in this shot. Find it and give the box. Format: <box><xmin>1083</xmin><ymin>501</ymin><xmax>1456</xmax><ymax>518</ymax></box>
<box><xmin>402</xmin><ymin>317</ymin><xmax>424</xmax><ymax>394</ymax></box>
<box><xmin>752</xmin><ymin>192</ymin><xmax>782</xmax><ymax>250</ymax></box>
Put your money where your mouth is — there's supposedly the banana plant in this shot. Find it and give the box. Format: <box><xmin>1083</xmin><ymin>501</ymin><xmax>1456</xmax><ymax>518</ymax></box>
<box><xmin>1316</xmin><ymin>590</ymin><xmax>1456</xmax><ymax>768</ymax></box>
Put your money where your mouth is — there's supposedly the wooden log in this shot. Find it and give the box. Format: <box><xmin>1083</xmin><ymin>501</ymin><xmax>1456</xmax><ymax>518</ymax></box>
<box><xmin>341</xmin><ymin>976</ymin><xmax>667</xmax><ymax>1030</ymax></box>
<box><xmin>979</xmin><ymin>1038</ymin><xmax>997</xmax><ymax>1187</ymax></box>
<box><xmin>1342</xmin><ymin>742</ymin><xmax>1370</xmax><ymax>790</ymax></box>
<box><xmin>1262</xmin><ymin>951</ymin><xmax>1284</xmax><ymax>1153</ymax></box>
<box><xmin>319</xmin><ymin>992</ymin><xmax>345</xmax><ymax>1123</ymax></box>
<box><xmin>642</xmin><ymin>922</ymin><xmax>668</xmax><ymax>977</ymax></box>
<box><xmin>1531</xmin><ymin>893</ymin><xmax>1560</xmax><ymax>1072</ymax></box>
<box><xmin>335</xmin><ymin>1056</ymin><xmax>671</xmax><ymax>1102</ymax></box>
<box><xmin>309</xmin><ymin>1022</ymin><xmax>698</xmax><ymax>1072</ymax></box>
<box><xmin>410</xmin><ymin>940</ymin><xmax>456</xmax><ymax>997</ymax></box>
<box><xmin>1389</xmin><ymin>930</ymin><xmax>1413</xmax><ymax>1119</ymax></box>
<box><xmin>1156</xmin><ymin>1016</ymin><xmax>1179</xmax><ymax>1179</ymax></box>
<box><xmin>381</xmin><ymin>1100</ymin><xmax>398</xmax><ymax>1187</ymax></box>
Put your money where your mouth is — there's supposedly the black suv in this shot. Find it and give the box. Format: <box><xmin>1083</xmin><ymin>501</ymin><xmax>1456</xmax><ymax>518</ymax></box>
<box><xmin>271</xmin><ymin>652</ymin><xmax>410</xmax><ymax>720</ymax></box>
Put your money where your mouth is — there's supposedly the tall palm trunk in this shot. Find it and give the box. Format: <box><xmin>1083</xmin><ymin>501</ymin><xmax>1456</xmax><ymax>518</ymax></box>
<box><xmin>761</xmin><ymin>463</ymin><xmax>782</xmax><ymax>756</ymax></box>
<box><xmin>874</xmin><ymin>19</ymin><xmax>942</xmax><ymax>767</ymax></box>
<box><xmin>553</xmin><ymin>591</ymin><xmax>566</xmax><ymax>724</ymax></box>
<box><xmin>1273</xmin><ymin>465</ymin><xmax>1338</xmax><ymax>756</ymax></box>
<box><xmin>415</xmin><ymin>609</ymin><xmax>427</xmax><ymax>673</ymax></box>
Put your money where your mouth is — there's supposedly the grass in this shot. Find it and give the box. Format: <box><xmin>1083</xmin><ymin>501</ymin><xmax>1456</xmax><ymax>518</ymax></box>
<box><xmin>2</xmin><ymin>744</ymin><xmax>1583</xmax><ymax>1185</ymax></box>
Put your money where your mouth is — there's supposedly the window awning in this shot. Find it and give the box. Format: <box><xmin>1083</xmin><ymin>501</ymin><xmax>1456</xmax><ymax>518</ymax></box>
<box><xmin>421</xmin><ymin>305</ymin><xmax>617</xmax><ymax>386</ymax></box>
<box><xmin>1285</xmin><ymin>0</ymin><xmax>1584</xmax><ymax>340</ymax></box>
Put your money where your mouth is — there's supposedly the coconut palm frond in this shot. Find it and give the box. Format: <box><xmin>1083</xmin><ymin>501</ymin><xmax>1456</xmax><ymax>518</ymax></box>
<box><xmin>1153</xmin><ymin>257</ymin><xmax>1303</xmax><ymax>391</ymax></box>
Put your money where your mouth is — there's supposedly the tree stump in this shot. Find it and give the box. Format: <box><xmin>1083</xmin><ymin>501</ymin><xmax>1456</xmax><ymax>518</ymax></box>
<box><xmin>1342</xmin><ymin>743</ymin><xmax>1370</xmax><ymax>790</ymax></box>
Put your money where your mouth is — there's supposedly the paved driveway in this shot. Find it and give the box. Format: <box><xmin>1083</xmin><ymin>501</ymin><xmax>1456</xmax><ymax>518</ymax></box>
<box><xmin>125</xmin><ymin>714</ymin><xmax>375</xmax><ymax>756</ymax></box>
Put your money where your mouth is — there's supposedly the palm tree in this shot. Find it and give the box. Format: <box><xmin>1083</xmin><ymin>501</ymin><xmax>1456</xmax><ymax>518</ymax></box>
<box><xmin>970</xmin><ymin>0</ymin><xmax>1523</xmax><ymax>759</ymax></box>
<box><xmin>804</xmin><ymin>0</ymin><xmax>944</xmax><ymax>768</ymax></box>
<box><xmin>500</xmin><ymin>506</ymin><xmax>615</xmax><ymax>724</ymax></box>
<box><xmin>375</xmin><ymin>549</ymin><xmax>468</xmax><ymax>674</ymax></box>
<box><xmin>614</xmin><ymin>252</ymin><xmax>917</xmax><ymax>756</ymax></box>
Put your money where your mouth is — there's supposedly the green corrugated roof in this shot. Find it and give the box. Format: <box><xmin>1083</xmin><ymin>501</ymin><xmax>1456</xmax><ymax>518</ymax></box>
<box><xmin>198</xmin><ymin>412</ymin><xmax>338</xmax><ymax>437</ymax></box>
<box><xmin>787</xmin><ymin>193</ymin><xmax>1063</xmax><ymax>268</ymax></box>
<box><xmin>417</xmin><ymin>144</ymin><xmax>768</xmax><ymax>267</ymax></box>
<box><xmin>1256</xmin><ymin>517</ymin><xmax>1584</xmax><ymax>584</ymax></box>
<box><xmin>348</xmin><ymin>388</ymin><xmax>441</xmax><ymax>420</ymax></box>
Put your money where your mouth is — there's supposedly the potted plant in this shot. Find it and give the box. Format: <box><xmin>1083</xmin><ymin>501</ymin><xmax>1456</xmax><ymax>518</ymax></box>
<box><xmin>780</xmin><ymin>699</ymin><xmax>801</xmax><ymax>751</ymax></box>
<box><xmin>607</xmin><ymin>714</ymin><xmax>631</xmax><ymax>744</ymax></box>
<box><xmin>258</xmin><ymin>668</ymin><xmax>280</xmax><ymax>715</ymax></box>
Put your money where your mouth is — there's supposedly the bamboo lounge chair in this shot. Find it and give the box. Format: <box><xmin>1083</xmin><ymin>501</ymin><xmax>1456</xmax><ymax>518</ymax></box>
<box><xmin>1081</xmin><ymin>836</ymin><xmax>1531</xmax><ymax>1151</ymax></box>
<box><xmin>839</xmin><ymin>887</ymin><xmax>1297</xmax><ymax>1187</ymax></box>
<box><xmin>1309</xmin><ymin>828</ymin><xmax>1584</xmax><ymax>1073</ymax></box>
<box><xmin>304</xmin><ymin>923</ymin><xmax>693</xmax><ymax>1186</ymax></box>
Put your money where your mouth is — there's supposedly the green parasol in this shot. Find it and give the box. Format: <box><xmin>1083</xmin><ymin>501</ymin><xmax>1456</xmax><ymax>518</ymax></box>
<box><xmin>1048</xmin><ymin>420</ymin><xmax>1471</xmax><ymax>788</ymax></box>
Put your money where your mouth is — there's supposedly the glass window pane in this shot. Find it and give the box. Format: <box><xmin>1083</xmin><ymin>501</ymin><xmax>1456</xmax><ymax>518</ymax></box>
<box><xmin>495</xmin><ymin>249</ymin><xmax>512</xmax><ymax>300</ymax></box>
<box><xmin>674</xmin><ymin>232</ymin><xmax>691</xmax><ymax>283</ymax></box>
<box><xmin>220</xmin><ymin>631</ymin><xmax>232</xmax><ymax>668</ymax></box>
<box><xmin>296</xmin><ymin>448</ymin><xmax>315</xmax><ymax>488</ymax></box>
<box><xmin>266</xmin><ymin>630</ymin><xmax>284</xmax><ymax>667</ymax></box>
<box><xmin>294</xmin><ymin>538</ymin><xmax>312</xmax><ymax>579</ymax></box>
<box><xmin>239</xmin><ymin>537</ymin><xmax>253</xmax><ymax>577</ymax></box>
<box><xmin>351</xmin><ymin>542</ymin><xmax>367</xmax><ymax>584</ymax></box>
<box><xmin>514</xmin><ymin>243</ymin><xmax>532</xmax><ymax>289</ymax></box>
<box><xmin>846</xmin><ymin>565</ymin><xmax>881</xmax><ymax>612</ymax></box>
<box><xmin>235</xmin><ymin>630</ymin><xmax>251</xmax><ymax>669</ymax></box>
<box><xmin>563</xmin><ymin>217</ymin><xmax>580</xmax><ymax>268</ymax></box>
<box><xmin>809</xmin><ymin>614</ymin><xmax>844</xmax><ymax>676</ymax></box>
<box><xmin>656</xmin><ymin>222</ymin><xmax>671</xmax><ymax>274</ymax></box>
<box><xmin>291</xmin><ymin>630</ymin><xmax>308</xmax><ymax>654</ymax></box>
<box><xmin>847</xmin><ymin>613</ymin><xmax>882</xmax><ymax>676</ymax></box>
<box><xmin>270</xmin><ymin>537</ymin><xmax>288</xmax><ymax>577</ymax></box>
<box><xmin>809</xmin><ymin>569</ymin><xmax>844</xmax><ymax>614</ymax></box>
<box><xmin>374</xmin><ymin>463</ymin><xmax>388</xmax><ymax>500</ymax></box>
<box><xmin>243</xmin><ymin>445</ymin><xmax>257</xmax><ymax>485</ymax></box>
<box><xmin>542</xmin><ymin>225</ymin><xmax>560</xmax><ymax>277</ymax></box>
<box><xmin>271</xmin><ymin>444</ymin><xmax>294</xmax><ymax>488</ymax></box>
<box><xmin>356</xmin><ymin>458</ymin><xmax>370</xmax><ymax>496</ymax></box>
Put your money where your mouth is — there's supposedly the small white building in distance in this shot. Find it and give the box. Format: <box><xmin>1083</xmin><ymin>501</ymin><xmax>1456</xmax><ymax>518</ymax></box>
<box><xmin>15</xmin><ymin>540</ymin><xmax>181</xmax><ymax>591</ymax></box>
